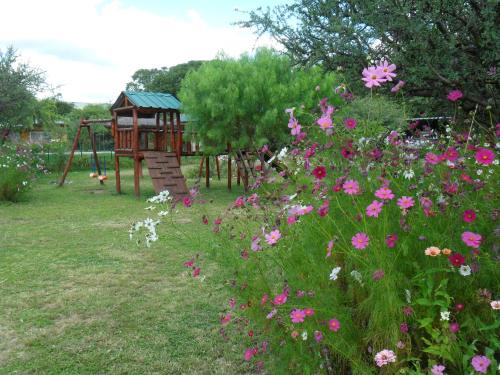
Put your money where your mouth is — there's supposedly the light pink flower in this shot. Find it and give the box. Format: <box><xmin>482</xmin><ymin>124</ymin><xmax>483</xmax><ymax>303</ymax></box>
<box><xmin>290</xmin><ymin>309</ymin><xmax>306</xmax><ymax>323</ymax></box>
<box><xmin>314</xmin><ymin>330</ymin><xmax>323</xmax><ymax>342</ymax></box>
<box><xmin>366</xmin><ymin>200</ymin><xmax>383</xmax><ymax>217</ymax></box>
<box><xmin>265</xmin><ymin>230</ymin><xmax>281</xmax><ymax>245</ymax></box>
<box><xmin>431</xmin><ymin>364</ymin><xmax>445</xmax><ymax>375</ymax></box>
<box><xmin>377</xmin><ymin>60</ymin><xmax>397</xmax><ymax>81</ymax></box>
<box><xmin>471</xmin><ymin>355</ymin><xmax>491</xmax><ymax>373</ymax></box>
<box><xmin>352</xmin><ymin>232</ymin><xmax>369</xmax><ymax>249</ymax></box>
<box><xmin>375</xmin><ymin>187</ymin><xmax>395</xmax><ymax>200</ymax></box>
<box><xmin>490</xmin><ymin>300</ymin><xmax>500</xmax><ymax>310</ymax></box>
<box><xmin>362</xmin><ymin>66</ymin><xmax>386</xmax><ymax>88</ymax></box>
<box><xmin>374</xmin><ymin>349</ymin><xmax>397</xmax><ymax>367</ymax></box>
<box><xmin>397</xmin><ymin>196</ymin><xmax>415</xmax><ymax>209</ymax></box>
<box><xmin>317</xmin><ymin>115</ymin><xmax>333</xmax><ymax>130</ymax></box>
<box><xmin>288</xmin><ymin>118</ymin><xmax>302</xmax><ymax>136</ymax></box>
<box><xmin>343</xmin><ymin>180</ymin><xmax>360</xmax><ymax>195</ymax></box>
<box><xmin>475</xmin><ymin>148</ymin><xmax>495</xmax><ymax>165</ymax></box>
<box><xmin>391</xmin><ymin>80</ymin><xmax>405</xmax><ymax>93</ymax></box>
<box><xmin>461</xmin><ymin>231</ymin><xmax>482</xmax><ymax>248</ymax></box>
<box><xmin>273</xmin><ymin>293</ymin><xmax>287</xmax><ymax>305</ymax></box>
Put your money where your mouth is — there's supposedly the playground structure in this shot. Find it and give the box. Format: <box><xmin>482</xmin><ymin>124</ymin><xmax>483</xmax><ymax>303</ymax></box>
<box><xmin>60</xmin><ymin>91</ymin><xmax>261</xmax><ymax>197</ymax></box>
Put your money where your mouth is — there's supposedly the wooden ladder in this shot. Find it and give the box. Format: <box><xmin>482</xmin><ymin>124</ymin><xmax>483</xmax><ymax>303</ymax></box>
<box><xmin>234</xmin><ymin>150</ymin><xmax>255</xmax><ymax>192</ymax></box>
<box><xmin>142</xmin><ymin>151</ymin><xmax>189</xmax><ymax>198</ymax></box>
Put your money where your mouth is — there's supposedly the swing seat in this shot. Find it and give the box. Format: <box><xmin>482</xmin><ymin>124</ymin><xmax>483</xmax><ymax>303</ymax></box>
<box><xmin>89</xmin><ymin>172</ymin><xmax>98</xmax><ymax>178</ymax></box>
<box><xmin>98</xmin><ymin>175</ymin><xmax>108</xmax><ymax>181</ymax></box>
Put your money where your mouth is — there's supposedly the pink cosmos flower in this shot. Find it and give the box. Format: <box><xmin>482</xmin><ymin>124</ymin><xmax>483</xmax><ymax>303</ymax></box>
<box><xmin>265</xmin><ymin>230</ymin><xmax>281</xmax><ymax>245</ymax></box>
<box><xmin>317</xmin><ymin>200</ymin><xmax>330</xmax><ymax>217</ymax></box>
<box><xmin>290</xmin><ymin>309</ymin><xmax>306</xmax><ymax>323</ymax></box>
<box><xmin>328</xmin><ymin>318</ymin><xmax>341</xmax><ymax>332</ymax></box>
<box><xmin>273</xmin><ymin>293</ymin><xmax>287</xmax><ymax>305</ymax></box>
<box><xmin>444</xmin><ymin>147</ymin><xmax>459</xmax><ymax>161</ymax></box>
<box><xmin>244</xmin><ymin>348</ymin><xmax>255</xmax><ymax>361</ymax></box>
<box><xmin>251</xmin><ymin>236</ymin><xmax>262</xmax><ymax>251</ymax></box>
<box><xmin>447</xmin><ymin>89</ymin><xmax>463</xmax><ymax>101</ymax></box>
<box><xmin>288</xmin><ymin>118</ymin><xmax>302</xmax><ymax>136</ymax></box>
<box><xmin>449</xmin><ymin>322</ymin><xmax>460</xmax><ymax>333</ymax></box>
<box><xmin>397</xmin><ymin>196</ymin><xmax>415</xmax><ymax>210</ymax></box>
<box><xmin>475</xmin><ymin>148</ymin><xmax>495</xmax><ymax>165</ymax></box>
<box><xmin>287</xmin><ymin>216</ymin><xmax>297</xmax><ymax>225</ymax></box>
<box><xmin>471</xmin><ymin>355</ymin><xmax>491</xmax><ymax>373</ymax></box>
<box><xmin>366</xmin><ymin>200</ymin><xmax>383</xmax><ymax>217</ymax></box>
<box><xmin>372</xmin><ymin>269</ymin><xmax>385</xmax><ymax>281</ymax></box>
<box><xmin>266</xmin><ymin>308</ymin><xmax>277</xmax><ymax>319</ymax></box>
<box><xmin>463</xmin><ymin>209</ymin><xmax>476</xmax><ymax>223</ymax></box>
<box><xmin>425</xmin><ymin>152</ymin><xmax>441</xmax><ymax>165</ymax></box>
<box><xmin>192</xmin><ymin>267</ymin><xmax>201</xmax><ymax>277</ymax></box>
<box><xmin>317</xmin><ymin>115</ymin><xmax>333</xmax><ymax>130</ymax></box>
<box><xmin>377</xmin><ymin>60</ymin><xmax>397</xmax><ymax>81</ymax></box>
<box><xmin>234</xmin><ymin>196</ymin><xmax>245</xmax><ymax>208</ymax></box>
<box><xmin>343</xmin><ymin>180</ymin><xmax>360</xmax><ymax>195</ymax></box>
<box><xmin>431</xmin><ymin>364</ymin><xmax>446</xmax><ymax>375</ymax></box>
<box><xmin>386</xmin><ymin>234</ymin><xmax>398</xmax><ymax>248</ymax></box>
<box><xmin>461</xmin><ymin>231</ymin><xmax>482</xmax><ymax>248</ymax></box>
<box><xmin>183</xmin><ymin>197</ymin><xmax>192</xmax><ymax>207</ymax></box>
<box><xmin>391</xmin><ymin>80</ymin><xmax>405</xmax><ymax>93</ymax></box>
<box><xmin>490</xmin><ymin>301</ymin><xmax>500</xmax><ymax>310</ymax></box>
<box><xmin>362</xmin><ymin>66</ymin><xmax>386</xmax><ymax>88</ymax></box>
<box><xmin>352</xmin><ymin>232</ymin><xmax>369</xmax><ymax>249</ymax></box>
<box><xmin>374</xmin><ymin>349</ymin><xmax>397</xmax><ymax>367</ymax></box>
<box><xmin>326</xmin><ymin>239</ymin><xmax>334</xmax><ymax>257</ymax></box>
<box><xmin>220</xmin><ymin>313</ymin><xmax>231</xmax><ymax>325</ymax></box>
<box><xmin>343</xmin><ymin>118</ymin><xmax>357</xmax><ymax>130</ymax></box>
<box><xmin>375</xmin><ymin>187</ymin><xmax>395</xmax><ymax>200</ymax></box>
<box><xmin>304</xmin><ymin>308</ymin><xmax>315</xmax><ymax>316</ymax></box>
<box><xmin>312</xmin><ymin>166</ymin><xmax>327</xmax><ymax>180</ymax></box>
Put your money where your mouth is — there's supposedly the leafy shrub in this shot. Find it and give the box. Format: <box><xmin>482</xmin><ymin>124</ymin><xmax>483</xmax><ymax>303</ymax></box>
<box><xmin>0</xmin><ymin>142</ymin><xmax>41</xmax><ymax>201</ymax></box>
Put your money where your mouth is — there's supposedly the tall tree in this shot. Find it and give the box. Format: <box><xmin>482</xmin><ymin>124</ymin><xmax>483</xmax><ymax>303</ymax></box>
<box><xmin>239</xmin><ymin>1</ymin><xmax>499</xmax><ymax>118</ymax></box>
<box><xmin>126</xmin><ymin>61</ymin><xmax>205</xmax><ymax>96</ymax></box>
<box><xmin>179</xmin><ymin>48</ymin><xmax>339</xmax><ymax>153</ymax></box>
<box><xmin>0</xmin><ymin>46</ymin><xmax>45</xmax><ymax>140</ymax></box>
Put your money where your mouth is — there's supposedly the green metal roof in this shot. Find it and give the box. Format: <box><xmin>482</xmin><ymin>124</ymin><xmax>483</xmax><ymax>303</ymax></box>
<box><xmin>112</xmin><ymin>91</ymin><xmax>181</xmax><ymax>110</ymax></box>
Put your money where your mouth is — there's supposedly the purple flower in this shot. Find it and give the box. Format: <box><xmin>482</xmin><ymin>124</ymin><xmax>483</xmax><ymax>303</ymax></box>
<box><xmin>431</xmin><ymin>364</ymin><xmax>445</xmax><ymax>375</ymax></box>
<box><xmin>471</xmin><ymin>355</ymin><xmax>491</xmax><ymax>373</ymax></box>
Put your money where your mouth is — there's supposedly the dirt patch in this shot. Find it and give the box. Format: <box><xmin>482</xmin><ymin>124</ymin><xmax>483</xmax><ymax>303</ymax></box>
<box><xmin>0</xmin><ymin>324</ymin><xmax>24</xmax><ymax>366</ymax></box>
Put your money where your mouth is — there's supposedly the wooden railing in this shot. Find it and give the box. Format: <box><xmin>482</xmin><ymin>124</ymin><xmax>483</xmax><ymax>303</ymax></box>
<box><xmin>116</xmin><ymin>129</ymin><xmax>133</xmax><ymax>151</ymax></box>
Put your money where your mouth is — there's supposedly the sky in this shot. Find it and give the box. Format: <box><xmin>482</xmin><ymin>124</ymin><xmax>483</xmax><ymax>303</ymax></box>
<box><xmin>0</xmin><ymin>0</ymin><xmax>286</xmax><ymax>103</ymax></box>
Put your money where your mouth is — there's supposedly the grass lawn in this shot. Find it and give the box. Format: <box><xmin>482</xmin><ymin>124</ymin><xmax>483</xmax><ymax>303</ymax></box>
<box><xmin>0</xmin><ymin>163</ymin><xmax>250</xmax><ymax>374</ymax></box>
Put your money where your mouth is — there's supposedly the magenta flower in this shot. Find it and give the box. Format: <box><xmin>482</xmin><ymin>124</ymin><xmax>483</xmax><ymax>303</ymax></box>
<box><xmin>431</xmin><ymin>364</ymin><xmax>446</xmax><ymax>375</ymax></box>
<box><xmin>374</xmin><ymin>349</ymin><xmax>397</xmax><ymax>367</ymax></box>
<box><xmin>399</xmin><ymin>323</ymin><xmax>408</xmax><ymax>333</ymax></box>
<box><xmin>343</xmin><ymin>180</ymin><xmax>360</xmax><ymax>195</ymax></box>
<box><xmin>352</xmin><ymin>232</ymin><xmax>369</xmax><ymax>249</ymax></box>
<box><xmin>461</xmin><ymin>231</ymin><xmax>482</xmax><ymax>248</ymax></box>
<box><xmin>386</xmin><ymin>233</ymin><xmax>398</xmax><ymax>248</ymax></box>
<box><xmin>314</xmin><ymin>330</ymin><xmax>323</xmax><ymax>342</ymax></box>
<box><xmin>447</xmin><ymin>89</ymin><xmax>463</xmax><ymax>101</ymax></box>
<box><xmin>312</xmin><ymin>166</ymin><xmax>327</xmax><ymax>180</ymax></box>
<box><xmin>318</xmin><ymin>200</ymin><xmax>329</xmax><ymax>217</ymax></box>
<box><xmin>304</xmin><ymin>308</ymin><xmax>315</xmax><ymax>316</ymax></box>
<box><xmin>361</xmin><ymin>66</ymin><xmax>386</xmax><ymax>88</ymax></box>
<box><xmin>444</xmin><ymin>147</ymin><xmax>459</xmax><ymax>161</ymax></box>
<box><xmin>328</xmin><ymin>318</ymin><xmax>341</xmax><ymax>332</ymax></box>
<box><xmin>463</xmin><ymin>209</ymin><xmax>476</xmax><ymax>223</ymax></box>
<box><xmin>449</xmin><ymin>322</ymin><xmax>460</xmax><ymax>333</ymax></box>
<box><xmin>391</xmin><ymin>80</ymin><xmax>405</xmax><ymax>93</ymax></box>
<box><xmin>425</xmin><ymin>152</ymin><xmax>441</xmax><ymax>165</ymax></box>
<box><xmin>377</xmin><ymin>60</ymin><xmax>397</xmax><ymax>81</ymax></box>
<box><xmin>343</xmin><ymin>118</ymin><xmax>357</xmax><ymax>130</ymax></box>
<box><xmin>372</xmin><ymin>269</ymin><xmax>385</xmax><ymax>281</ymax></box>
<box><xmin>183</xmin><ymin>197</ymin><xmax>192</xmax><ymax>207</ymax></box>
<box><xmin>290</xmin><ymin>309</ymin><xmax>306</xmax><ymax>323</ymax></box>
<box><xmin>233</xmin><ymin>196</ymin><xmax>245</xmax><ymax>208</ymax></box>
<box><xmin>366</xmin><ymin>200</ymin><xmax>383</xmax><ymax>217</ymax></box>
<box><xmin>375</xmin><ymin>187</ymin><xmax>395</xmax><ymax>200</ymax></box>
<box><xmin>397</xmin><ymin>196</ymin><xmax>415</xmax><ymax>210</ymax></box>
<box><xmin>273</xmin><ymin>293</ymin><xmax>287</xmax><ymax>305</ymax></box>
<box><xmin>475</xmin><ymin>148</ymin><xmax>495</xmax><ymax>165</ymax></box>
<box><xmin>265</xmin><ymin>230</ymin><xmax>281</xmax><ymax>245</ymax></box>
<box><xmin>471</xmin><ymin>355</ymin><xmax>491</xmax><ymax>373</ymax></box>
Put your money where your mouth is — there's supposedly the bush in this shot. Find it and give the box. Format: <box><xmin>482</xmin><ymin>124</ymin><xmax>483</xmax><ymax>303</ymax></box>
<box><xmin>136</xmin><ymin>64</ymin><xmax>499</xmax><ymax>374</ymax></box>
<box><xmin>0</xmin><ymin>142</ymin><xmax>40</xmax><ymax>202</ymax></box>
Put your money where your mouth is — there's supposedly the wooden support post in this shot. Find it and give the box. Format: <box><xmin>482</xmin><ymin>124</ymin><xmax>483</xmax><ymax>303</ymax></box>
<box><xmin>155</xmin><ymin>113</ymin><xmax>160</xmax><ymax>150</ymax></box>
<box><xmin>215</xmin><ymin>156</ymin><xmax>221</xmax><ymax>180</ymax></box>
<box><xmin>176</xmin><ymin>111</ymin><xmax>182</xmax><ymax>165</ymax></box>
<box><xmin>115</xmin><ymin>155</ymin><xmax>121</xmax><ymax>193</ymax></box>
<box><xmin>88</xmin><ymin>127</ymin><xmax>103</xmax><ymax>185</ymax></box>
<box><xmin>198</xmin><ymin>157</ymin><xmax>205</xmax><ymax>179</ymax></box>
<box><xmin>163</xmin><ymin>111</ymin><xmax>168</xmax><ymax>151</ymax></box>
<box><xmin>58</xmin><ymin>122</ymin><xmax>82</xmax><ymax>186</ymax></box>
<box><xmin>227</xmin><ymin>155</ymin><xmax>232</xmax><ymax>190</ymax></box>
<box><xmin>205</xmin><ymin>156</ymin><xmax>210</xmax><ymax>188</ymax></box>
<box><xmin>169</xmin><ymin>111</ymin><xmax>175</xmax><ymax>152</ymax></box>
<box><xmin>133</xmin><ymin>108</ymin><xmax>140</xmax><ymax>197</ymax></box>
<box><xmin>237</xmin><ymin>168</ymin><xmax>241</xmax><ymax>186</ymax></box>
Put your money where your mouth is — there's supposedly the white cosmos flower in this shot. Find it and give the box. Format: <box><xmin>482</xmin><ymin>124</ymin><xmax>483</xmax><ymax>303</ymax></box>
<box><xmin>459</xmin><ymin>265</ymin><xmax>472</xmax><ymax>276</ymax></box>
<box><xmin>301</xmin><ymin>331</ymin><xmax>308</xmax><ymax>341</ymax></box>
<box><xmin>440</xmin><ymin>311</ymin><xmax>450</xmax><ymax>321</ymax></box>
<box><xmin>329</xmin><ymin>266</ymin><xmax>341</xmax><ymax>281</ymax></box>
<box><xmin>403</xmin><ymin>169</ymin><xmax>414</xmax><ymax>180</ymax></box>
